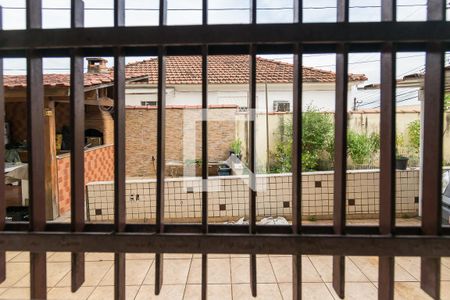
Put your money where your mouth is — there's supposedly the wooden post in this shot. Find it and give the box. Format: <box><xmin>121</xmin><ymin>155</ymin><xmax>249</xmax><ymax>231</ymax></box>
<box><xmin>44</xmin><ymin>99</ymin><xmax>59</xmax><ymax>219</ymax></box>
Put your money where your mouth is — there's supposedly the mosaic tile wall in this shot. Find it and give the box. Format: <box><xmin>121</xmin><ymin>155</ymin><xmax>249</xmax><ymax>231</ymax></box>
<box><xmin>86</xmin><ymin>169</ymin><xmax>420</xmax><ymax>222</ymax></box>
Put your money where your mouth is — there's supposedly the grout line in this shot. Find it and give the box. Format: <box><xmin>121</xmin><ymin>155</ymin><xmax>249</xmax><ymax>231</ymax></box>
<box><xmin>181</xmin><ymin>255</ymin><xmax>194</xmax><ymax>299</ymax></box>
<box><xmin>84</xmin><ymin>259</ymin><xmax>115</xmax><ymax>300</ymax></box>
<box><xmin>269</xmin><ymin>255</ymin><xmax>285</xmax><ymax>299</ymax></box>
<box><xmin>133</xmin><ymin>255</ymin><xmax>155</xmax><ymax>300</ymax></box>
<box><xmin>229</xmin><ymin>255</ymin><xmax>234</xmax><ymax>300</ymax></box>
<box><xmin>394</xmin><ymin>257</ymin><xmax>420</xmax><ymax>281</ymax></box>
<box><xmin>307</xmin><ymin>255</ymin><xmax>337</xmax><ymax>300</ymax></box>
<box><xmin>347</xmin><ymin>256</ymin><xmax>378</xmax><ymax>290</ymax></box>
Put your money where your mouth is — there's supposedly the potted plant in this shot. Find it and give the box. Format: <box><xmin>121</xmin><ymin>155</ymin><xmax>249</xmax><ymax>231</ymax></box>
<box><xmin>230</xmin><ymin>138</ymin><xmax>242</xmax><ymax>159</ymax></box>
<box><xmin>218</xmin><ymin>164</ymin><xmax>232</xmax><ymax>176</ymax></box>
<box><xmin>395</xmin><ymin>134</ymin><xmax>409</xmax><ymax>170</ymax></box>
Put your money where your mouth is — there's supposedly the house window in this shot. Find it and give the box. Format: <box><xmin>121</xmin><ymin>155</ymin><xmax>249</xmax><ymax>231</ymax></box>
<box><xmin>141</xmin><ymin>101</ymin><xmax>157</xmax><ymax>106</ymax></box>
<box><xmin>273</xmin><ymin>101</ymin><xmax>290</xmax><ymax>112</ymax></box>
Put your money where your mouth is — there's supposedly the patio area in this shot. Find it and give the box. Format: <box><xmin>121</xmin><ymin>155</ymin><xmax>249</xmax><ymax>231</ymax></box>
<box><xmin>0</xmin><ymin>251</ymin><xmax>449</xmax><ymax>300</ymax></box>
<box><xmin>0</xmin><ymin>217</ymin><xmax>446</xmax><ymax>300</ymax></box>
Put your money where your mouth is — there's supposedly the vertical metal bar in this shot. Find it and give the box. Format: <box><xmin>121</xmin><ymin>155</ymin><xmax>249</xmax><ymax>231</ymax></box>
<box><xmin>202</xmin><ymin>0</ymin><xmax>208</xmax><ymax>25</ymax></box>
<box><xmin>378</xmin><ymin>2</ymin><xmax>396</xmax><ymax>300</ymax></box>
<box><xmin>420</xmin><ymin>2</ymin><xmax>445</xmax><ymax>299</ymax></box>
<box><xmin>70</xmin><ymin>0</ymin><xmax>85</xmax><ymax>293</ymax></box>
<box><xmin>71</xmin><ymin>0</ymin><xmax>84</xmax><ymax>28</ymax></box>
<box><xmin>113</xmin><ymin>47</ymin><xmax>126</xmax><ymax>300</ymax></box>
<box><xmin>421</xmin><ymin>43</ymin><xmax>444</xmax><ymax>300</ymax></box>
<box><xmin>250</xmin><ymin>0</ymin><xmax>257</xmax><ymax>24</ymax></box>
<box><xmin>292</xmin><ymin>42</ymin><xmax>303</xmax><ymax>300</ymax></box>
<box><xmin>201</xmin><ymin>2</ymin><xmax>209</xmax><ymax>296</ymax></box>
<box><xmin>333</xmin><ymin>1</ymin><xmax>349</xmax><ymax>298</ymax></box>
<box><xmin>155</xmin><ymin>1</ymin><xmax>167</xmax><ymax>295</ymax></box>
<box><xmin>155</xmin><ymin>46</ymin><xmax>167</xmax><ymax>295</ymax></box>
<box><xmin>293</xmin><ymin>0</ymin><xmax>302</xmax><ymax>23</ymax></box>
<box><xmin>159</xmin><ymin>0</ymin><xmax>167</xmax><ymax>26</ymax></box>
<box><xmin>26</xmin><ymin>1</ymin><xmax>47</xmax><ymax>299</ymax></box>
<box><xmin>201</xmin><ymin>0</ymin><xmax>209</xmax><ymax>288</ymax></box>
<box><xmin>249</xmin><ymin>45</ymin><xmax>257</xmax><ymax>298</ymax></box>
<box><xmin>248</xmin><ymin>2</ymin><xmax>258</xmax><ymax>297</ymax></box>
<box><xmin>113</xmin><ymin>2</ymin><xmax>126</xmax><ymax>300</ymax></box>
<box><xmin>0</xmin><ymin>5</ymin><xmax>5</xmax><ymax>285</ymax></box>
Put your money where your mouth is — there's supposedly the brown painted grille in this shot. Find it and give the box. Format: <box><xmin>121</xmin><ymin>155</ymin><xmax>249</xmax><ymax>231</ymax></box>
<box><xmin>0</xmin><ymin>0</ymin><xmax>449</xmax><ymax>299</ymax></box>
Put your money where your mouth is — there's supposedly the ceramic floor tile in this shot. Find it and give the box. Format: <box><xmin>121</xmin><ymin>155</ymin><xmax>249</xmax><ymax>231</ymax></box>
<box><xmin>163</xmin><ymin>254</ymin><xmax>193</xmax><ymax>259</ymax></box>
<box><xmin>126</xmin><ymin>253</ymin><xmax>155</xmax><ymax>260</ymax></box>
<box><xmin>279</xmin><ymin>282</ymin><xmax>335</xmax><ymax>300</ymax></box>
<box><xmin>230</xmin><ymin>256</ymin><xmax>277</xmax><ymax>284</ymax></box>
<box><xmin>6</xmin><ymin>252</ymin><xmax>21</xmax><ymax>262</ymax></box>
<box><xmin>57</xmin><ymin>261</ymin><xmax>113</xmax><ymax>287</ymax></box>
<box><xmin>14</xmin><ymin>262</ymin><xmax>71</xmax><ymax>288</ymax></box>
<box><xmin>0</xmin><ymin>262</ymin><xmax>29</xmax><ymax>288</ymax></box>
<box><xmin>0</xmin><ymin>287</ymin><xmax>29</xmax><ymax>299</ymax></box>
<box><xmin>441</xmin><ymin>281</ymin><xmax>450</xmax><ymax>300</ymax></box>
<box><xmin>395</xmin><ymin>257</ymin><xmax>422</xmax><ymax>281</ymax></box>
<box><xmin>308</xmin><ymin>256</ymin><xmax>369</xmax><ymax>283</ymax></box>
<box><xmin>326</xmin><ymin>282</ymin><xmax>378</xmax><ymax>300</ymax></box>
<box><xmin>48</xmin><ymin>286</ymin><xmax>95</xmax><ymax>300</ymax></box>
<box><xmin>348</xmin><ymin>256</ymin><xmax>379</xmax><ymax>282</ymax></box>
<box><xmin>187</xmin><ymin>258</ymin><xmax>231</xmax><ymax>284</ymax></box>
<box><xmin>143</xmin><ymin>259</ymin><xmax>192</xmax><ymax>285</ymax></box>
<box><xmin>100</xmin><ymin>259</ymin><xmax>152</xmax><ymax>286</ymax></box>
<box><xmin>232</xmin><ymin>283</ymin><xmax>282</xmax><ymax>300</ymax></box>
<box><xmin>134</xmin><ymin>285</ymin><xmax>185</xmax><ymax>300</ymax></box>
<box><xmin>86</xmin><ymin>253</ymin><xmax>114</xmax><ymax>262</ymax></box>
<box><xmin>87</xmin><ymin>285</ymin><xmax>139</xmax><ymax>300</ymax></box>
<box><xmin>9</xmin><ymin>252</ymin><xmax>29</xmax><ymax>263</ymax></box>
<box><xmin>270</xmin><ymin>256</ymin><xmax>321</xmax><ymax>283</ymax></box>
<box><xmin>394</xmin><ymin>282</ymin><xmax>433</xmax><ymax>300</ymax></box>
<box><xmin>184</xmin><ymin>284</ymin><xmax>232</xmax><ymax>300</ymax></box>
<box><xmin>48</xmin><ymin>252</ymin><xmax>71</xmax><ymax>262</ymax></box>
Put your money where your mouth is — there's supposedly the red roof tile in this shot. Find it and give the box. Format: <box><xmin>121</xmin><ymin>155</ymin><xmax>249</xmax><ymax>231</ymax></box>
<box><xmin>124</xmin><ymin>55</ymin><xmax>367</xmax><ymax>84</ymax></box>
<box><xmin>3</xmin><ymin>56</ymin><xmax>367</xmax><ymax>89</ymax></box>
<box><xmin>3</xmin><ymin>72</ymin><xmax>146</xmax><ymax>89</ymax></box>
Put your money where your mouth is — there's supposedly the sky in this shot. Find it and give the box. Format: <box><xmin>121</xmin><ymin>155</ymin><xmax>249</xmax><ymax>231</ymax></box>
<box><xmin>0</xmin><ymin>0</ymin><xmax>449</xmax><ymax>108</ymax></box>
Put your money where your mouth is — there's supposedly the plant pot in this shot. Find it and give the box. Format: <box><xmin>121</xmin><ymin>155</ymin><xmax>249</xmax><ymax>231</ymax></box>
<box><xmin>218</xmin><ymin>166</ymin><xmax>232</xmax><ymax>176</ymax></box>
<box><xmin>396</xmin><ymin>157</ymin><xmax>409</xmax><ymax>170</ymax></box>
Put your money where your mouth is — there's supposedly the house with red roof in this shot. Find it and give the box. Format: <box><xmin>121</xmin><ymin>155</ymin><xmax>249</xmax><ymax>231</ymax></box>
<box><xmin>124</xmin><ymin>55</ymin><xmax>367</xmax><ymax>112</ymax></box>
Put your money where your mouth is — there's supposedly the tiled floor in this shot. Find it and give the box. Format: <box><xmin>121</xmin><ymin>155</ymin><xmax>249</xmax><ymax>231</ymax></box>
<box><xmin>0</xmin><ymin>252</ymin><xmax>449</xmax><ymax>299</ymax></box>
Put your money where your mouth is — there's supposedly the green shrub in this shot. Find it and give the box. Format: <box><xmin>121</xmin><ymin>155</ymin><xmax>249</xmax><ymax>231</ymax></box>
<box><xmin>270</xmin><ymin>106</ymin><xmax>334</xmax><ymax>172</ymax></box>
<box><xmin>347</xmin><ymin>131</ymin><xmax>380</xmax><ymax>166</ymax></box>
<box><xmin>407</xmin><ymin>120</ymin><xmax>420</xmax><ymax>154</ymax></box>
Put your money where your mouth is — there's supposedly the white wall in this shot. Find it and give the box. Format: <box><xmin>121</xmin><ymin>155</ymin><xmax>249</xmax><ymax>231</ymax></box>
<box><xmin>125</xmin><ymin>82</ymin><xmax>362</xmax><ymax>112</ymax></box>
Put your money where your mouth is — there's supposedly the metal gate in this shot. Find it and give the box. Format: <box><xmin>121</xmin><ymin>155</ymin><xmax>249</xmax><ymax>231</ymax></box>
<box><xmin>0</xmin><ymin>0</ymin><xmax>449</xmax><ymax>299</ymax></box>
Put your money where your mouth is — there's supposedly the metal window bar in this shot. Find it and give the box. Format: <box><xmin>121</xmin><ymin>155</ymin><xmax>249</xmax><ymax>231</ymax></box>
<box><xmin>0</xmin><ymin>1</ymin><xmax>448</xmax><ymax>300</ymax></box>
<box><xmin>0</xmin><ymin>5</ymin><xmax>5</xmax><ymax>286</ymax></box>
<box><xmin>332</xmin><ymin>1</ymin><xmax>349</xmax><ymax>298</ymax></box>
<box><xmin>25</xmin><ymin>1</ymin><xmax>47</xmax><ymax>299</ymax></box>
<box><xmin>201</xmin><ymin>4</ymin><xmax>208</xmax><ymax>300</ymax></box>
<box><xmin>420</xmin><ymin>2</ymin><xmax>446</xmax><ymax>299</ymax></box>
<box><xmin>378</xmin><ymin>1</ymin><xmax>397</xmax><ymax>299</ymax></box>
<box><xmin>292</xmin><ymin>43</ymin><xmax>303</xmax><ymax>300</ymax></box>
<box><xmin>292</xmin><ymin>2</ymin><xmax>303</xmax><ymax>299</ymax></box>
<box><xmin>249</xmin><ymin>0</ymin><xmax>258</xmax><ymax>297</ymax></box>
<box><xmin>70</xmin><ymin>0</ymin><xmax>85</xmax><ymax>293</ymax></box>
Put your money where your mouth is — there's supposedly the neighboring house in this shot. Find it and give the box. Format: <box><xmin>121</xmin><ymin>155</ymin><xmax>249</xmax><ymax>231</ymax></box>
<box><xmin>2</xmin><ymin>63</ymin><xmax>147</xmax><ymax>218</ymax></box>
<box><xmin>122</xmin><ymin>55</ymin><xmax>367</xmax><ymax>112</ymax></box>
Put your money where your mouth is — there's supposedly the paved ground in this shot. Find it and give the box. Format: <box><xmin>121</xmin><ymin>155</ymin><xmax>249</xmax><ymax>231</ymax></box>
<box><xmin>0</xmin><ymin>252</ymin><xmax>449</xmax><ymax>299</ymax></box>
<box><xmin>2</xmin><ymin>217</ymin><xmax>444</xmax><ymax>299</ymax></box>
